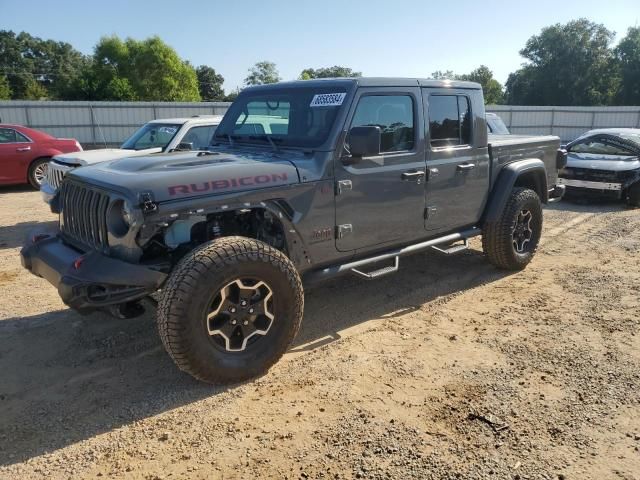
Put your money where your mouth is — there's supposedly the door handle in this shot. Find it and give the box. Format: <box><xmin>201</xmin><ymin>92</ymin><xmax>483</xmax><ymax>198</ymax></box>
<box><xmin>401</xmin><ymin>171</ymin><xmax>426</xmax><ymax>182</ymax></box>
<box><xmin>457</xmin><ymin>163</ymin><xmax>475</xmax><ymax>172</ymax></box>
<box><xmin>16</xmin><ymin>146</ymin><xmax>31</xmax><ymax>152</ymax></box>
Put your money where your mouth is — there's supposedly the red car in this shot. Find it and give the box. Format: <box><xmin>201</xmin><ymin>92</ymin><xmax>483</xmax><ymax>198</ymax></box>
<box><xmin>0</xmin><ymin>124</ymin><xmax>82</xmax><ymax>188</ymax></box>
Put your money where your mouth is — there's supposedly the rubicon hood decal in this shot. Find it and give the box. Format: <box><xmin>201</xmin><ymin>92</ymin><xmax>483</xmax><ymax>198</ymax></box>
<box><xmin>69</xmin><ymin>150</ymin><xmax>301</xmax><ymax>203</ymax></box>
<box><xmin>169</xmin><ymin>173</ymin><xmax>290</xmax><ymax>196</ymax></box>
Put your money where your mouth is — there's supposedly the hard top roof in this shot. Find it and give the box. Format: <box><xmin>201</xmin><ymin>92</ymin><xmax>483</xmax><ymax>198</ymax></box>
<box><xmin>244</xmin><ymin>77</ymin><xmax>481</xmax><ymax>91</ymax></box>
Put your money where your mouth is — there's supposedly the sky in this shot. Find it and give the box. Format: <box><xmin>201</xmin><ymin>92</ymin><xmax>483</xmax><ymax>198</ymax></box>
<box><xmin>2</xmin><ymin>0</ymin><xmax>639</xmax><ymax>93</ymax></box>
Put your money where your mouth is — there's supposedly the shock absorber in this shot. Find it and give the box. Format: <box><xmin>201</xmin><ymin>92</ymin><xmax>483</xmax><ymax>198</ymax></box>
<box><xmin>211</xmin><ymin>219</ymin><xmax>222</xmax><ymax>239</ymax></box>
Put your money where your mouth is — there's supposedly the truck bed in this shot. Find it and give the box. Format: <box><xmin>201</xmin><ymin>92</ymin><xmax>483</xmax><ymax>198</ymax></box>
<box><xmin>488</xmin><ymin>134</ymin><xmax>561</xmax><ymax>192</ymax></box>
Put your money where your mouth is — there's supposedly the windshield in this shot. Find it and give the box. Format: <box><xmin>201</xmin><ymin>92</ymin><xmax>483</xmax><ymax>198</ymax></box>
<box><xmin>121</xmin><ymin>123</ymin><xmax>182</xmax><ymax>150</ymax></box>
<box><xmin>570</xmin><ymin>133</ymin><xmax>640</xmax><ymax>157</ymax></box>
<box><xmin>213</xmin><ymin>87</ymin><xmax>348</xmax><ymax>149</ymax></box>
<box><xmin>487</xmin><ymin>114</ymin><xmax>510</xmax><ymax>135</ymax></box>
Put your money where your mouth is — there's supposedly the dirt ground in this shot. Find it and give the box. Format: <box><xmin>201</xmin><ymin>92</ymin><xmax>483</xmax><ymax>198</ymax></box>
<box><xmin>0</xmin><ymin>186</ymin><xmax>639</xmax><ymax>480</ymax></box>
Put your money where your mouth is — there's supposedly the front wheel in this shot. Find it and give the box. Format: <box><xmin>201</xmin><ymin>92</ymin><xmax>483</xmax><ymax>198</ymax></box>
<box><xmin>157</xmin><ymin>236</ymin><xmax>304</xmax><ymax>384</ymax></box>
<box><xmin>482</xmin><ymin>187</ymin><xmax>543</xmax><ymax>270</ymax></box>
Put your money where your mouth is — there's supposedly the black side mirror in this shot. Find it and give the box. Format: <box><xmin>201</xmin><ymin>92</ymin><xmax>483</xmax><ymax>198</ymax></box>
<box><xmin>175</xmin><ymin>142</ymin><xmax>194</xmax><ymax>152</ymax></box>
<box><xmin>348</xmin><ymin>126</ymin><xmax>381</xmax><ymax>159</ymax></box>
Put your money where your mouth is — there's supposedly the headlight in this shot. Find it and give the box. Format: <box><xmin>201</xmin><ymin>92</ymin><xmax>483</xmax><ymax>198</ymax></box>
<box><xmin>107</xmin><ymin>199</ymin><xmax>134</xmax><ymax>237</ymax></box>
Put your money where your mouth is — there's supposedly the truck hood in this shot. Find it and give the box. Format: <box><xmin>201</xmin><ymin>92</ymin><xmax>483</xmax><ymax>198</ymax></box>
<box><xmin>566</xmin><ymin>152</ymin><xmax>640</xmax><ymax>172</ymax></box>
<box><xmin>69</xmin><ymin>150</ymin><xmax>301</xmax><ymax>203</ymax></box>
<box><xmin>53</xmin><ymin>147</ymin><xmax>162</xmax><ymax>166</ymax></box>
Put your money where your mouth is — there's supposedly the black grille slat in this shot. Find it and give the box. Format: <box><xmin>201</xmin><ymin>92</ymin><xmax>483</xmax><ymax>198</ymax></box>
<box><xmin>60</xmin><ymin>182</ymin><xmax>110</xmax><ymax>251</ymax></box>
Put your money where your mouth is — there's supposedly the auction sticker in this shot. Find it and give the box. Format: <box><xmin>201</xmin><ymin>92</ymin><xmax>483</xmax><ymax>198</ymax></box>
<box><xmin>310</xmin><ymin>93</ymin><xmax>347</xmax><ymax>107</ymax></box>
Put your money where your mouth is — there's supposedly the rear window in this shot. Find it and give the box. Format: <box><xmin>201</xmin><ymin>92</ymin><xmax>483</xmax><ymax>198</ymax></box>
<box><xmin>428</xmin><ymin>95</ymin><xmax>472</xmax><ymax>147</ymax></box>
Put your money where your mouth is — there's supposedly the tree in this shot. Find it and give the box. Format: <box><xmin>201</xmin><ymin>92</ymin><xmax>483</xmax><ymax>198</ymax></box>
<box><xmin>299</xmin><ymin>66</ymin><xmax>361</xmax><ymax>79</ymax></box>
<box><xmin>23</xmin><ymin>77</ymin><xmax>48</xmax><ymax>99</ymax></box>
<box><xmin>614</xmin><ymin>27</ymin><xmax>640</xmax><ymax>105</ymax></box>
<box><xmin>0</xmin><ymin>30</ymin><xmax>89</xmax><ymax>100</ymax></box>
<box><xmin>244</xmin><ymin>61</ymin><xmax>280</xmax><ymax>86</ymax></box>
<box><xmin>505</xmin><ymin>19</ymin><xmax>617</xmax><ymax>105</ymax></box>
<box><xmin>196</xmin><ymin>65</ymin><xmax>225</xmax><ymax>101</ymax></box>
<box><xmin>0</xmin><ymin>75</ymin><xmax>11</xmax><ymax>99</ymax></box>
<box><xmin>81</xmin><ymin>35</ymin><xmax>200</xmax><ymax>101</ymax></box>
<box><xmin>430</xmin><ymin>67</ymin><xmax>504</xmax><ymax>104</ymax></box>
<box><xmin>456</xmin><ymin>65</ymin><xmax>504</xmax><ymax>104</ymax></box>
<box><xmin>431</xmin><ymin>70</ymin><xmax>455</xmax><ymax>80</ymax></box>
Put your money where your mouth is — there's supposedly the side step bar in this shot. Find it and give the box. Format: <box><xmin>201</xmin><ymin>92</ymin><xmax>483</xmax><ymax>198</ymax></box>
<box><xmin>351</xmin><ymin>256</ymin><xmax>399</xmax><ymax>280</ymax></box>
<box><xmin>431</xmin><ymin>239</ymin><xmax>469</xmax><ymax>255</ymax></box>
<box><xmin>305</xmin><ymin>227</ymin><xmax>481</xmax><ymax>284</ymax></box>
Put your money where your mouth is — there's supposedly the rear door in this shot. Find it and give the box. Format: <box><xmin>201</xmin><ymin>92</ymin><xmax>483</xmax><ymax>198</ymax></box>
<box><xmin>335</xmin><ymin>87</ymin><xmax>427</xmax><ymax>251</ymax></box>
<box><xmin>422</xmin><ymin>90</ymin><xmax>490</xmax><ymax>233</ymax></box>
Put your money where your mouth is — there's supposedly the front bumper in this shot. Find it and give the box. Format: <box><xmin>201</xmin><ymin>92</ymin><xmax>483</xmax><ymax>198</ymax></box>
<box><xmin>557</xmin><ymin>178</ymin><xmax>622</xmax><ymax>191</ymax></box>
<box><xmin>21</xmin><ymin>235</ymin><xmax>166</xmax><ymax>311</ymax></box>
<box><xmin>41</xmin><ymin>181</ymin><xmax>57</xmax><ymax>204</ymax></box>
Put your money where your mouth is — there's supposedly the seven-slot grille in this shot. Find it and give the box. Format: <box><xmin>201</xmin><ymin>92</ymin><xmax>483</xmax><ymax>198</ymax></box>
<box><xmin>46</xmin><ymin>162</ymin><xmax>74</xmax><ymax>189</ymax></box>
<box><xmin>60</xmin><ymin>181</ymin><xmax>110</xmax><ymax>250</ymax></box>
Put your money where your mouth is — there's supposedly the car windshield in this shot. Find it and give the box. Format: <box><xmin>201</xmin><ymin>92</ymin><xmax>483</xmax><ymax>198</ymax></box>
<box><xmin>487</xmin><ymin>115</ymin><xmax>510</xmax><ymax>135</ymax></box>
<box><xmin>213</xmin><ymin>87</ymin><xmax>348</xmax><ymax>149</ymax></box>
<box><xmin>121</xmin><ymin>123</ymin><xmax>182</xmax><ymax>150</ymax></box>
<box><xmin>570</xmin><ymin>133</ymin><xmax>640</xmax><ymax>157</ymax></box>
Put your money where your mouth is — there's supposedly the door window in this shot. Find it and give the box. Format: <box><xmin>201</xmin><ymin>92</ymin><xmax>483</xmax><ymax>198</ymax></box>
<box><xmin>15</xmin><ymin>131</ymin><xmax>31</xmax><ymax>142</ymax></box>
<box><xmin>0</xmin><ymin>128</ymin><xmax>17</xmax><ymax>143</ymax></box>
<box><xmin>428</xmin><ymin>95</ymin><xmax>472</xmax><ymax>148</ymax></box>
<box><xmin>350</xmin><ymin>95</ymin><xmax>415</xmax><ymax>153</ymax></box>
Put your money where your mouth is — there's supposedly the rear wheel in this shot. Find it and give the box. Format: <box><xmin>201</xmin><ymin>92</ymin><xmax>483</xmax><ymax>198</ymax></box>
<box><xmin>157</xmin><ymin>236</ymin><xmax>304</xmax><ymax>384</ymax></box>
<box><xmin>626</xmin><ymin>182</ymin><xmax>640</xmax><ymax>208</ymax></box>
<box><xmin>482</xmin><ymin>187</ymin><xmax>543</xmax><ymax>270</ymax></box>
<box><xmin>27</xmin><ymin>157</ymin><xmax>50</xmax><ymax>189</ymax></box>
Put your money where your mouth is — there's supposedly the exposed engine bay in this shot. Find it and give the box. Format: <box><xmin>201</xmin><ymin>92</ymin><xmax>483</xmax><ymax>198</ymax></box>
<box><xmin>140</xmin><ymin>209</ymin><xmax>286</xmax><ymax>267</ymax></box>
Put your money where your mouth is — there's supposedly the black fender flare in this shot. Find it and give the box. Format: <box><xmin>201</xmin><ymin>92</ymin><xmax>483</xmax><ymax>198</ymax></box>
<box><xmin>261</xmin><ymin>199</ymin><xmax>311</xmax><ymax>269</ymax></box>
<box><xmin>483</xmin><ymin>159</ymin><xmax>548</xmax><ymax>224</ymax></box>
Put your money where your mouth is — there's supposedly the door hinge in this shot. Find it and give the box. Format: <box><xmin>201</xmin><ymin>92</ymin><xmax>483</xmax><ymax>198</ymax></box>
<box><xmin>336</xmin><ymin>179</ymin><xmax>353</xmax><ymax>195</ymax></box>
<box><xmin>424</xmin><ymin>206</ymin><xmax>437</xmax><ymax>220</ymax></box>
<box><xmin>337</xmin><ymin>224</ymin><xmax>353</xmax><ymax>238</ymax></box>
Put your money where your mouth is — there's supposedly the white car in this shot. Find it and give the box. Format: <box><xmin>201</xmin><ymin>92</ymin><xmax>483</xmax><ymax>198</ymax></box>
<box><xmin>42</xmin><ymin>115</ymin><xmax>222</xmax><ymax>206</ymax></box>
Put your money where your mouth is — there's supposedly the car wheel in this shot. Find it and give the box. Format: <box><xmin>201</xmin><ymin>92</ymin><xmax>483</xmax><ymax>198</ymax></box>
<box><xmin>482</xmin><ymin>187</ymin><xmax>543</xmax><ymax>271</ymax></box>
<box><xmin>626</xmin><ymin>182</ymin><xmax>640</xmax><ymax>208</ymax></box>
<box><xmin>28</xmin><ymin>157</ymin><xmax>50</xmax><ymax>189</ymax></box>
<box><xmin>157</xmin><ymin>236</ymin><xmax>304</xmax><ymax>384</ymax></box>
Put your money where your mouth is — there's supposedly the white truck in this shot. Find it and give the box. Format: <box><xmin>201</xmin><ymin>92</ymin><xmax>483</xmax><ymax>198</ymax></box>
<box><xmin>41</xmin><ymin>115</ymin><xmax>222</xmax><ymax>209</ymax></box>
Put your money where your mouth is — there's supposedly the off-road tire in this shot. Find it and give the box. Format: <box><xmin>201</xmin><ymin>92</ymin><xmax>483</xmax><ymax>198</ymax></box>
<box><xmin>27</xmin><ymin>157</ymin><xmax>50</xmax><ymax>189</ymax></box>
<box><xmin>626</xmin><ymin>182</ymin><xmax>640</xmax><ymax>208</ymax></box>
<box><xmin>157</xmin><ymin>236</ymin><xmax>304</xmax><ymax>384</ymax></box>
<box><xmin>482</xmin><ymin>187</ymin><xmax>543</xmax><ymax>271</ymax></box>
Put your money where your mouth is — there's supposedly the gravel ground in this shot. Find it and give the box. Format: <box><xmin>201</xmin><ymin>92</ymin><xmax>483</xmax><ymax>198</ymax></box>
<box><xmin>0</xmin><ymin>186</ymin><xmax>639</xmax><ymax>480</ymax></box>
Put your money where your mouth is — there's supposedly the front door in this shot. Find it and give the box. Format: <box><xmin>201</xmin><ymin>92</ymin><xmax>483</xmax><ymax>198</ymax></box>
<box><xmin>0</xmin><ymin>128</ymin><xmax>30</xmax><ymax>184</ymax></box>
<box><xmin>422</xmin><ymin>90</ymin><xmax>490</xmax><ymax>233</ymax></box>
<box><xmin>335</xmin><ymin>87</ymin><xmax>427</xmax><ymax>252</ymax></box>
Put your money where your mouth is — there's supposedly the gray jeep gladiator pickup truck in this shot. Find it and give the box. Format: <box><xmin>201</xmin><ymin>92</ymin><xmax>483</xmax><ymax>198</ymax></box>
<box><xmin>21</xmin><ymin>78</ymin><xmax>566</xmax><ymax>384</ymax></box>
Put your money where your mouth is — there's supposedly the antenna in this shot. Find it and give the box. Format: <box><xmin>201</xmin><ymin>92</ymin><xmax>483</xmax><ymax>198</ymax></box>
<box><xmin>94</xmin><ymin>109</ymin><xmax>108</xmax><ymax>148</ymax></box>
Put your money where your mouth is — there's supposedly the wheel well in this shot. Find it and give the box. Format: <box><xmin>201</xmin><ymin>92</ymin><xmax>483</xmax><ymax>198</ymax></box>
<box><xmin>142</xmin><ymin>207</ymin><xmax>290</xmax><ymax>266</ymax></box>
<box><xmin>514</xmin><ymin>171</ymin><xmax>546</xmax><ymax>203</ymax></box>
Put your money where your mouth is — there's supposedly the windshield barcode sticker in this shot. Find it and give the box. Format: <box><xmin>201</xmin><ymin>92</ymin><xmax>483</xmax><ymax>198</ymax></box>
<box><xmin>310</xmin><ymin>93</ymin><xmax>347</xmax><ymax>107</ymax></box>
